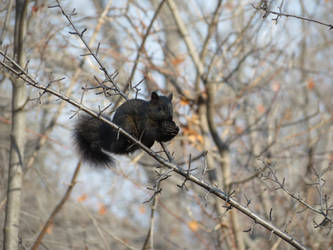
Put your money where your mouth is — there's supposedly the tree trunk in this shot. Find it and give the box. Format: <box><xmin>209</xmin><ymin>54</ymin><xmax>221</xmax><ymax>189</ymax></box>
<box><xmin>3</xmin><ymin>1</ymin><xmax>28</xmax><ymax>249</ymax></box>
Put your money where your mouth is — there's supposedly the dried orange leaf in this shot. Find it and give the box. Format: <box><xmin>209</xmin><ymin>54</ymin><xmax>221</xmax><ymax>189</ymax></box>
<box><xmin>180</xmin><ymin>97</ymin><xmax>190</xmax><ymax>106</ymax></box>
<box><xmin>235</xmin><ymin>126</ymin><xmax>243</xmax><ymax>134</ymax></box>
<box><xmin>307</xmin><ymin>78</ymin><xmax>315</xmax><ymax>90</ymax></box>
<box><xmin>188</xmin><ymin>114</ymin><xmax>199</xmax><ymax>123</ymax></box>
<box><xmin>257</xmin><ymin>104</ymin><xmax>265</xmax><ymax>114</ymax></box>
<box><xmin>188</xmin><ymin>220</ymin><xmax>199</xmax><ymax>232</ymax></box>
<box><xmin>196</xmin><ymin>134</ymin><xmax>204</xmax><ymax>144</ymax></box>
<box><xmin>77</xmin><ymin>193</ymin><xmax>88</xmax><ymax>203</ymax></box>
<box><xmin>183</xmin><ymin>89</ymin><xmax>191</xmax><ymax>96</ymax></box>
<box><xmin>183</xmin><ymin>127</ymin><xmax>198</xmax><ymax>136</ymax></box>
<box><xmin>139</xmin><ymin>205</ymin><xmax>145</xmax><ymax>214</ymax></box>
<box><xmin>98</xmin><ymin>203</ymin><xmax>107</xmax><ymax>215</ymax></box>
<box><xmin>171</xmin><ymin>56</ymin><xmax>185</xmax><ymax>66</ymax></box>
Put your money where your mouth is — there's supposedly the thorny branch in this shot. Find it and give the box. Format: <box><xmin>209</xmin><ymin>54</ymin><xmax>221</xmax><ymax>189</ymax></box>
<box><xmin>264</xmin><ymin>166</ymin><xmax>333</xmax><ymax>228</ymax></box>
<box><xmin>49</xmin><ymin>0</ymin><xmax>128</xmax><ymax>100</ymax></box>
<box><xmin>142</xmin><ymin>169</ymin><xmax>172</xmax><ymax>250</ymax></box>
<box><xmin>253</xmin><ymin>1</ymin><xmax>333</xmax><ymax>30</ymax></box>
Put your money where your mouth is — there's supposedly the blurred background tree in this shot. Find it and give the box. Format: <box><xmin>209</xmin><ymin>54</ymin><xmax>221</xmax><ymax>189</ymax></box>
<box><xmin>1</xmin><ymin>0</ymin><xmax>333</xmax><ymax>249</ymax></box>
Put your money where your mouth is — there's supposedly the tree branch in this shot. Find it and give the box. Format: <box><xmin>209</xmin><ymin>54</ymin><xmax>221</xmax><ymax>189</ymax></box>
<box><xmin>31</xmin><ymin>161</ymin><xmax>82</xmax><ymax>250</ymax></box>
<box><xmin>253</xmin><ymin>2</ymin><xmax>333</xmax><ymax>30</ymax></box>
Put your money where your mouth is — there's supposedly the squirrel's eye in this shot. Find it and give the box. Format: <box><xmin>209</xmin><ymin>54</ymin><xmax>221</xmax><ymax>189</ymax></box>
<box><xmin>158</xmin><ymin>107</ymin><xmax>162</xmax><ymax>111</ymax></box>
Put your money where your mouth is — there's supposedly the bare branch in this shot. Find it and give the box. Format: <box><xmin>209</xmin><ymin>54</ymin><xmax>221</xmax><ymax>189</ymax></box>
<box><xmin>53</xmin><ymin>0</ymin><xmax>128</xmax><ymax>100</ymax></box>
<box><xmin>253</xmin><ymin>3</ymin><xmax>333</xmax><ymax>30</ymax></box>
<box><xmin>31</xmin><ymin>161</ymin><xmax>82</xmax><ymax>250</ymax></box>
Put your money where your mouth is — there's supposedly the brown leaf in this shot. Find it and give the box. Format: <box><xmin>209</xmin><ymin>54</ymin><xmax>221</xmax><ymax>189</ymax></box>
<box><xmin>180</xmin><ymin>97</ymin><xmax>190</xmax><ymax>106</ymax></box>
<box><xmin>32</xmin><ymin>5</ymin><xmax>39</xmax><ymax>13</ymax></box>
<box><xmin>171</xmin><ymin>56</ymin><xmax>185</xmax><ymax>67</ymax></box>
<box><xmin>98</xmin><ymin>203</ymin><xmax>107</xmax><ymax>216</ymax></box>
<box><xmin>77</xmin><ymin>193</ymin><xmax>88</xmax><ymax>203</ymax></box>
<box><xmin>307</xmin><ymin>78</ymin><xmax>315</xmax><ymax>90</ymax></box>
<box><xmin>138</xmin><ymin>204</ymin><xmax>145</xmax><ymax>214</ymax></box>
<box><xmin>188</xmin><ymin>220</ymin><xmax>199</xmax><ymax>232</ymax></box>
<box><xmin>187</xmin><ymin>114</ymin><xmax>200</xmax><ymax>126</ymax></box>
<box><xmin>257</xmin><ymin>104</ymin><xmax>265</xmax><ymax>114</ymax></box>
<box><xmin>235</xmin><ymin>126</ymin><xmax>243</xmax><ymax>134</ymax></box>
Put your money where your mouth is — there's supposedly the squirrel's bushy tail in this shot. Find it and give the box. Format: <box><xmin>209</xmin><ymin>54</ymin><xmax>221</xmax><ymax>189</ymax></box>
<box><xmin>73</xmin><ymin>114</ymin><xmax>114</xmax><ymax>167</ymax></box>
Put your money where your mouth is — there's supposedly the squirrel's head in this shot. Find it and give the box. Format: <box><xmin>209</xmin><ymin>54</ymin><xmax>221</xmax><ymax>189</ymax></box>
<box><xmin>149</xmin><ymin>91</ymin><xmax>173</xmax><ymax>121</ymax></box>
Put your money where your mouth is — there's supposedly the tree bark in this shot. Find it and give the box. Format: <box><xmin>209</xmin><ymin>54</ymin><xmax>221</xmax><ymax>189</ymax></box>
<box><xmin>3</xmin><ymin>1</ymin><xmax>28</xmax><ymax>249</ymax></box>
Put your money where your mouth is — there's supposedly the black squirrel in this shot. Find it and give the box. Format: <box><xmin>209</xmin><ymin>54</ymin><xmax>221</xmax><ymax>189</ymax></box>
<box><xmin>73</xmin><ymin>92</ymin><xmax>179</xmax><ymax>166</ymax></box>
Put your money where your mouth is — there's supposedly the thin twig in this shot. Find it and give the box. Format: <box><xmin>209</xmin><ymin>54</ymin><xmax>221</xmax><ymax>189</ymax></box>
<box><xmin>160</xmin><ymin>142</ymin><xmax>174</xmax><ymax>163</ymax></box>
<box><xmin>52</xmin><ymin>0</ymin><xmax>128</xmax><ymax>100</ymax></box>
<box><xmin>142</xmin><ymin>172</ymin><xmax>164</xmax><ymax>250</ymax></box>
<box><xmin>31</xmin><ymin>161</ymin><xmax>82</xmax><ymax>250</ymax></box>
<box><xmin>253</xmin><ymin>3</ymin><xmax>333</xmax><ymax>30</ymax></box>
<box><xmin>125</xmin><ymin>0</ymin><xmax>167</xmax><ymax>92</ymax></box>
<box><xmin>265</xmin><ymin>166</ymin><xmax>333</xmax><ymax>227</ymax></box>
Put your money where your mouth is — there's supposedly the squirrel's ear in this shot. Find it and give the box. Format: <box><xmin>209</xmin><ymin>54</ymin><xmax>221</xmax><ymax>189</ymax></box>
<box><xmin>168</xmin><ymin>93</ymin><xmax>173</xmax><ymax>101</ymax></box>
<box><xmin>151</xmin><ymin>91</ymin><xmax>159</xmax><ymax>102</ymax></box>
